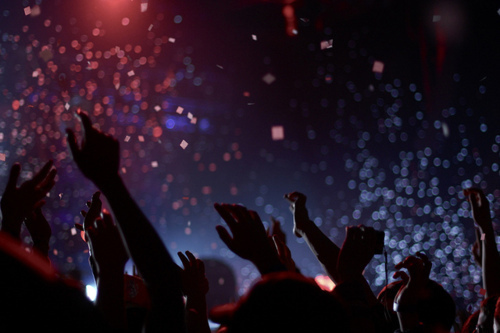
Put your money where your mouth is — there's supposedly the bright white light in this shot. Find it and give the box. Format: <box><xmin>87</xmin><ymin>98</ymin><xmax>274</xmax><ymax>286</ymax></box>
<box><xmin>86</xmin><ymin>285</ymin><xmax>97</xmax><ymax>301</ymax></box>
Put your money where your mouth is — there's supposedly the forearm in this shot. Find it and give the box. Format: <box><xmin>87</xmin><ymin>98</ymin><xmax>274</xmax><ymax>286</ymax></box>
<box><xmin>99</xmin><ymin>175</ymin><xmax>178</xmax><ymax>283</ymax></box>
<box><xmin>481</xmin><ymin>224</ymin><xmax>500</xmax><ymax>297</ymax></box>
<box><xmin>97</xmin><ymin>175</ymin><xmax>185</xmax><ymax>331</ymax></box>
<box><xmin>32</xmin><ymin>239</ymin><xmax>50</xmax><ymax>261</ymax></box>
<box><xmin>96</xmin><ymin>268</ymin><xmax>126</xmax><ymax>330</ymax></box>
<box><xmin>186</xmin><ymin>295</ymin><xmax>211</xmax><ymax>333</ymax></box>
<box><xmin>300</xmin><ymin>221</ymin><xmax>341</xmax><ymax>282</ymax></box>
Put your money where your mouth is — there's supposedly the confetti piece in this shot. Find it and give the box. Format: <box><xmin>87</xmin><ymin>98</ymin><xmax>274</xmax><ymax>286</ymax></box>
<box><xmin>141</xmin><ymin>3</ymin><xmax>148</xmax><ymax>12</ymax></box>
<box><xmin>168</xmin><ymin>37</ymin><xmax>176</xmax><ymax>43</ymax></box>
<box><xmin>180</xmin><ymin>140</ymin><xmax>188</xmax><ymax>149</ymax></box>
<box><xmin>252</xmin><ymin>34</ymin><xmax>257</xmax><ymax>41</ymax></box>
<box><xmin>71</xmin><ymin>228</ymin><xmax>77</xmax><ymax>236</ymax></box>
<box><xmin>151</xmin><ymin>161</ymin><xmax>158</xmax><ymax>168</ymax></box>
<box><xmin>24</xmin><ymin>7</ymin><xmax>31</xmax><ymax>16</ymax></box>
<box><xmin>176</xmin><ymin>106</ymin><xmax>184</xmax><ymax>114</ymax></box>
<box><xmin>292</xmin><ymin>29</ymin><xmax>298</xmax><ymax>35</ymax></box>
<box><xmin>59</xmin><ymin>193</ymin><xmax>63</xmax><ymax>199</ymax></box>
<box><xmin>148</xmin><ymin>24</ymin><xmax>153</xmax><ymax>31</ymax></box>
<box><xmin>124</xmin><ymin>135</ymin><xmax>131</xmax><ymax>142</ymax></box>
<box><xmin>320</xmin><ymin>39</ymin><xmax>333</xmax><ymax>50</ymax></box>
<box><xmin>128</xmin><ymin>70</ymin><xmax>135</xmax><ymax>76</ymax></box>
<box><xmin>190</xmin><ymin>117</ymin><xmax>197</xmax><ymax>124</ymax></box>
<box><xmin>262</xmin><ymin>73</ymin><xmax>276</xmax><ymax>85</ymax></box>
<box><xmin>121</xmin><ymin>167</ymin><xmax>127</xmax><ymax>174</ymax></box>
<box><xmin>154</xmin><ymin>105</ymin><xmax>161</xmax><ymax>111</ymax></box>
<box><xmin>216</xmin><ymin>65</ymin><xmax>224</xmax><ymax>69</ymax></box>
<box><xmin>372</xmin><ymin>60</ymin><xmax>385</xmax><ymax>73</ymax></box>
<box><xmin>271</xmin><ymin>126</ymin><xmax>285</xmax><ymax>141</ymax></box>
<box><xmin>442</xmin><ymin>123</ymin><xmax>450</xmax><ymax>138</ymax></box>
<box><xmin>32</xmin><ymin>71</ymin><xmax>39</xmax><ymax>78</ymax></box>
<box><xmin>481</xmin><ymin>233</ymin><xmax>486</xmax><ymax>240</ymax></box>
<box><xmin>65</xmin><ymin>103</ymin><xmax>70</xmax><ymax>110</ymax></box>
<box><xmin>187</xmin><ymin>112</ymin><xmax>193</xmax><ymax>119</ymax></box>
<box><xmin>138</xmin><ymin>135</ymin><xmax>145</xmax><ymax>142</ymax></box>
<box><xmin>0</xmin><ymin>153</ymin><xmax>5</xmax><ymax>161</ymax></box>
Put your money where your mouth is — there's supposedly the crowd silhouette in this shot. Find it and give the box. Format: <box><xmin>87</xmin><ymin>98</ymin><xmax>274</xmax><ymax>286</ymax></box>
<box><xmin>0</xmin><ymin>110</ymin><xmax>498</xmax><ymax>332</ymax></box>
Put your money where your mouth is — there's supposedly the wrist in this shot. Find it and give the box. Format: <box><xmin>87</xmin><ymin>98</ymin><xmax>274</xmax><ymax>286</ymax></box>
<box><xmin>94</xmin><ymin>173</ymin><xmax>123</xmax><ymax>194</ymax></box>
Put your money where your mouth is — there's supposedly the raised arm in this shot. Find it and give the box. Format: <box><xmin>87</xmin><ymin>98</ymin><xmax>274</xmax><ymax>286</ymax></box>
<box><xmin>67</xmin><ymin>111</ymin><xmax>184</xmax><ymax>332</ymax></box>
<box><xmin>1</xmin><ymin>161</ymin><xmax>56</xmax><ymax>239</ymax></box>
<box><xmin>284</xmin><ymin>191</ymin><xmax>341</xmax><ymax>282</ymax></box>
<box><xmin>178</xmin><ymin>251</ymin><xmax>210</xmax><ymax>333</ymax></box>
<box><xmin>465</xmin><ymin>188</ymin><xmax>500</xmax><ymax>297</ymax></box>
<box><xmin>214</xmin><ymin>203</ymin><xmax>285</xmax><ymax>275</ymax></box>
<box><xmin>77</xmin><ymin>192</ymin><xmax>128</xmax><ymax>330</ymax></box>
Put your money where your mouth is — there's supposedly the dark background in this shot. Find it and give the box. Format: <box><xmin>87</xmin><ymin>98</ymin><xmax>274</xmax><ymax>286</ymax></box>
<box><xmin>1</xmin><ymin>0</ymin><xmax>500</xmax><ymax>322</ymax></box>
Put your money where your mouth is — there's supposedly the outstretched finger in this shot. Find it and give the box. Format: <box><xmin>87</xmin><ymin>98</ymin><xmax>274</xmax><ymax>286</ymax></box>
<box><xmin>38</xmin><ymin>168</ymin><xmax>57</xmax><ymax>195</ymax></box>
<box><xmin>214</xmin><ymin>203</ymin><xmax>238</xmax><ymax>229</ymax></box>
<box><xmin>215</xmin><ymin>225</ymin><xmax>233</xmax><ymax>249</ymax></box>
<box><xmin>177</xmin><ymin>251</ymin><xmax>190</xmax><ymax>269</ymax></box>
<box><xmin>77</xmin><ymin>111</ymin><xmax>94</xmax><ymax>139</ymax></box>
<box><xmin>5</xmin><ymin>163</ymin><xmax>21</xmax><ymax>194</ymax></box>
<box><xmin>185</xmin><ymin>250</ymin><xmax>197</xmax><ymax>265</ymax></box>
<box><xmin>30</xmin><ymin>160</ymin><xmax>54</xmax><ymax>186</ymax></box>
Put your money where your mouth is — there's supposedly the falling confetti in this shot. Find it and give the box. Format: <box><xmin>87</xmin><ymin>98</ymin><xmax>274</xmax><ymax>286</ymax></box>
<box><xmin>252</xmin><ymin>34</ymin><xmax>257</xmax><ymax>41</ymax></box>
<box><xmin>0</xmin><ymin>153</ymin><xmax>5</xmax><ymax>161</ymax></box>
<box><xmin>176</xmin><ymin>106</ymin><xmax>184</xmax><ymax>114</ymax></box>
<box><xmin>320</xmin><ymin>39</ymin><xmax>333</xmax><ymax>50</ymax></box>
<box><xmin>262</xmin><ymin>73</ymin><xmax>276</xmax><ymax>85</ymax></box>
<box><xmin>271</xmin><ymin>126</ymin><xmax>285</xmax><ymax>141</ymax></box>
<box><xmin>151</xmin><ymin>161</ymin><xmax>158</xmax><ymax>168</ymax></box>
<box><xmin>180</xmin><ymin>140</ymin><xmax>188</xmax><ymax>149</ymax></box>
<box><xmin>24</xmin><ymin>7</ymin><xmax>31</xmax><ymax>16</ymax></box>
<box><xmin>372</xmin><ymin>60</ymin><xmax>385</xmax><ymax>73</ymax></box>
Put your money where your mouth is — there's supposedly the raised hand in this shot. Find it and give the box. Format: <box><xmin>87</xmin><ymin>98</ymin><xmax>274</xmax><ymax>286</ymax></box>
<box><xmin>336</xmin><ymin>225</ymin><xmax>379</xmax><ymax>283</ymax></box>
<box><xmin>1</xmin><ymin>161</ymin><xmax>56</xmax><ymax>238</ymax></box>
<box><xmin>178</xmin><ymin>251</ymin><xmax>211</xmax><ymax>333</ymax></box>
<box><xmin>393</xmin><ymin>252</ymin><xmax>431</xmax><ymax>331</ymax></box>
<box><xmin>214</xmin><ymin>203</ymin><xmax>283</xmax><ymax>274</ymax></box>
<box><xmin>66</xmin><ymin>111</ymin><xmax>119</xmax><ymax>187</ymax></box>
<box><xmin>464</xmin><ymin>188</ymin><xmax>492</xmax><ymax>232</ymax></box>
<box><xmin>76</xmin><ymin>192</ymin><xmax>128</xmax><ymax>274</ymax></box>
<box><xmin>24</xmin><ymin>207</ymin><xmax>52</xmax><ymax>259</ymax></box>
<box><xmin>284</xmin><ymin>191</ymin><xmax>313</xmax><ymax>238</ymax></box>
<box><xmin>464</xmin><ymin>188</ymin><xmax>500</xmax><ymax>297</ymax></box>
<box><xmin>178</xmin><ymin>251</ymin><xmax>209</xmax><ymax>297</ymax></box>
<box><xmin>67</xmin><ymin>111</ymin><xmax>185</xmax><ymax>332</ymax></box>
